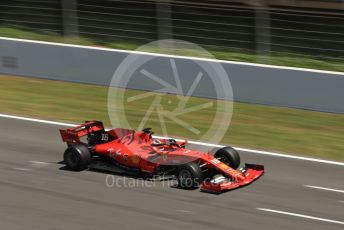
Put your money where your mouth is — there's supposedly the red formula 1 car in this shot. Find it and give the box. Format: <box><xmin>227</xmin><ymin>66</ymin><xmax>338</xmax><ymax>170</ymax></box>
<box><xmin>60</xmin><ymin>121</ymin><xmax>264</xmax><ymax>193</ymax></box>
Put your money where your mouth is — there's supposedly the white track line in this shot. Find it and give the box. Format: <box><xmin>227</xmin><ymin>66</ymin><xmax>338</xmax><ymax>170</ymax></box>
<box><xmin>1</xmin><ymin>36</ymin><xmax>343</xmax><ymax>76</ymax></box>
<box><xmin>29</xmin><ymin>161</ymin><xmax>51</xmax><ymax>168</ymax></box>
<box><xmin>304</xmin><ymin>185</ymin><xmax>344</xmax><ymax>194</ymax></box>
<box><xmin>13</xmin><ymin>167</ymin><xmax>32</xmax><ymax>171</ymax></box>
<box><xmin>233</xmin><ymin>147</ymin><xmax>344</xmax><ymax>166</ymax></box>
<box><xmin>29</xmin><ymin>161</ymin><xmax>50</xmax><ymax>165</ymax></box>
<box><xmin>1</xmin><ymin>113</ymin><xmax>344</xmax><ymax>166</ymax></box>
<box><xmin>176</xmin><ymin>210</ymin><xmax>194</xmax><ymax>214</ymax></box>
<box><xmin>257</xmin><ymin>208</ymin><xmax>344</xmax><ymax>225</ymax></box>
<box><xmin>0</xmin><ymin>114</ymin><xmax>74</xmax><ymax>127</ymax></box>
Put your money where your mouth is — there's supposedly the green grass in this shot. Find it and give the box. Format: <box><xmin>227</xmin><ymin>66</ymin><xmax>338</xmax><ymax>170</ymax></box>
<box><xmin>1</xmin><ymin>26</ymin><xmax>343</xmax><ymax>72</ymax></box>
<box><xmin>1</xmin><ymin>75</ymin><xmax>344</xmax><ymax>161</ymax></box>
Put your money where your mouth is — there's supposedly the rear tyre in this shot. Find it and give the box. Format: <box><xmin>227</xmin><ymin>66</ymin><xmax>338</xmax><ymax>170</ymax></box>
<box><xmin>63</xmin><ymin>144</ymin><xmax>91</xmax><ymax>171</ymax></box>
<box><xmin>176</xmin><ymin>162</ymin><xmax>202</xmax><ymax>189</ymax></box>
<box><xmin>214</xmin><ymin>146</ymin><xmax>240</xmax><ymax>169</ymax></box>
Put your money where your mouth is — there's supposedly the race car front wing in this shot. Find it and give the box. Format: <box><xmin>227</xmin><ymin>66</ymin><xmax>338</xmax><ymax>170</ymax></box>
<box><xmin>200</xmin><ymin>164</ymin><xmax>264</xmax><ymax>193</ymax></box>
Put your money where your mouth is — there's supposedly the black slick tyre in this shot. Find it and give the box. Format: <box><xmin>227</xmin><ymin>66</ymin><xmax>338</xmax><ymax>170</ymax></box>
<box><xmin>214</xmin><ymin>146</ymin><xmax>240</xmax><ymax>169</ymax></box>
<box><xmin>63</xmin><ymin>144</ymin><xmax>91</xmax><ymax>171</ymax></box>
<box><xmin>176</xmin><ymin>162</ymin><xmax>202</xmax><ymax>189</ymax></box>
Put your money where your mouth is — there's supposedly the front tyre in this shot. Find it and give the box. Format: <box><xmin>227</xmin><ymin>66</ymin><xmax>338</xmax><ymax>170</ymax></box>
<box><xmin>176</xmin><ymin>162</ymin><xmax>202</xmax><ymax>189</ymax></box>
<box><xmin>214</xmin><ymin>146</ymin><xmax>240</xmax><ymax>169</ymax></box>
<box><xmin>63</xmin><ymin>144</ymin><xmax>91</xmax><ymax>171</ymax></box>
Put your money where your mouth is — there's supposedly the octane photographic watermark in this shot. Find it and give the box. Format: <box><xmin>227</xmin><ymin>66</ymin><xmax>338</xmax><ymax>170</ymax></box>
<box><xmin>105</xmin><ymin>174</ymin><xmax>203</xmax><ymax>189</ymax></box>
<box><xmin>105</xmin><ymin>174</ymin><xmax>179</xmax><ymax>189</ymax></box>
<box><xmin>107</xmin><ymin>39</ymin><xmax>233</xmax><ymax>162</ymax></box>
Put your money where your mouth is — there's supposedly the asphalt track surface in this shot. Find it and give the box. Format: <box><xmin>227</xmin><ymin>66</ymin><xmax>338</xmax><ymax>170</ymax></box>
<box><xmin>0</xmin><ymin>116</ymin><xmax>343</xmax><ymax>230</ymax></box>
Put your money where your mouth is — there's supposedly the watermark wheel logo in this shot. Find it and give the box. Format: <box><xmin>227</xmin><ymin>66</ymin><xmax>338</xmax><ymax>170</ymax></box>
<box><xmin>126</xmin><ymin>59</ymin><xmax>213</xmax><ymax>136</ymax></box>
<box><xmin>107</xmin><ymin>39</ymin><xmax>233</xmax><ymax>151</ymax></box>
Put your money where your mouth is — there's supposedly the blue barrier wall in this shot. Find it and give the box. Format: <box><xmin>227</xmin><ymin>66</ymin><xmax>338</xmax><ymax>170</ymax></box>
<box><xmin>1</xmin><ymin>37</ymin><xmax>344</xmax><ymax>113</ymax></box>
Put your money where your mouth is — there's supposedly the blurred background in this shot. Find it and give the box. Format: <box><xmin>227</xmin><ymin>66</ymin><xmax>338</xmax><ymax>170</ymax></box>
<box><xmin>0</xmin><ymin>0</ymin><xmax>343</xmax><ymax>71</ymax></box>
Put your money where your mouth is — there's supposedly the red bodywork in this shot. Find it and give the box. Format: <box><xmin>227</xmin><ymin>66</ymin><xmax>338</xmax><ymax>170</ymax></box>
<box><xmin>60</xmin><ymin>121</ymin><xmax>264</xmax><ymax>193</ymax></box>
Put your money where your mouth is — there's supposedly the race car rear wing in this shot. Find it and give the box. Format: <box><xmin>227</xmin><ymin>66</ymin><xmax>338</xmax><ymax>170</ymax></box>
<box><xmin>59</xmin><ymin>120</ymin><xmax>105</xmax><ymax>143</ymax></box>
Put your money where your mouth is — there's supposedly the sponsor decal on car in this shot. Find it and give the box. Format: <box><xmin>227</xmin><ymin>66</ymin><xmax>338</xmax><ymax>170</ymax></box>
<box><xmin>219</xmin><ymin>163</ymin><xmax>230</xmax><ymax>170</ymax></box>
<box><xmin>210</xmin><ymin>158</ymin><xmax>221</xmax><ymax>164</ymax></box>
<box><xmin>116</xmin><ymin>149</ymin><xmax>122</xmax><ymax>156</ymax></box>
